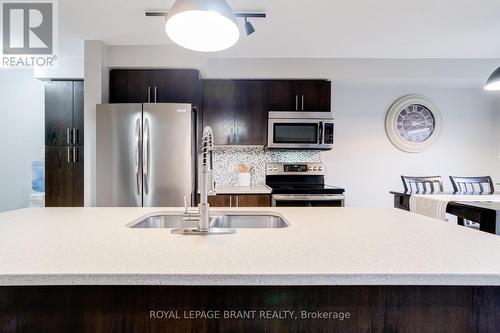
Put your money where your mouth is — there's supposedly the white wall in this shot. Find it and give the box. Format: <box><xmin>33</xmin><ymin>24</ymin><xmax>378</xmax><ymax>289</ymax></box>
<box><xmin>0</xmin><ymin>70</ymin><xmax>44</xmax><ymax>212</ymax></box>
<box><xmin>83</xmin><ymin>41</ymin><xmax>108</xmax><ymax>207</ymax></box>
<box><xmin>97</xmin><ymin>44</ymin><xmax>500</xmax><ymax>207</ymax></box>
<box><xmin>326</xmin><ymin>84</ymin><xmax>498</xmax><ymax>207</ymax></box>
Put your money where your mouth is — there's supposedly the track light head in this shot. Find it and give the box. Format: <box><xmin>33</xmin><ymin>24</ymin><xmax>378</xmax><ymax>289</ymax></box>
<box><xmin>244</xmin><ymin>18</ymin><xmax>255</xmax><ymax>36</ymax></box>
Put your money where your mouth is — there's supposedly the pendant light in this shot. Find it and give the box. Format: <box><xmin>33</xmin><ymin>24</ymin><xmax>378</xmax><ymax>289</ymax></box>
<box><xmin>165</xmin><ymin>0</ymin><xmax>240</xmax><ymax>52</ymax></box>
<box><xmin>485</xmin><ymin>67</ymin><xmax>500</xmax><ymax>91</ymax></box>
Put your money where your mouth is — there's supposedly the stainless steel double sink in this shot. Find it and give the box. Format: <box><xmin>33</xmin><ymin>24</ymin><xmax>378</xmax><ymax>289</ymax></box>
<box><xmin>127</xmin><ymin>212</ymin><xmax>289</xmax><ymax>229</ymax></box>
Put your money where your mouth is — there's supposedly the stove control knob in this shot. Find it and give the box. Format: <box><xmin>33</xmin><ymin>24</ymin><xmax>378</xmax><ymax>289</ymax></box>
<box><xmin>318</xmin><ymin>167</ymin><xmax>323</xmax><ymax>171</ymax></box>
<box><xmin>273</xmin><ymin>167</ymin><xmax>278</xmax><ymax>171</ymax></box>
<box><xmin>308</xmin><ymin>166</ymin><xmax>313</xmax><ymax>170</ymax></box>
<box><xmin>313</xmin><ymin>167</ymin><xmax>318</xmax><ymax>171</ymax></box>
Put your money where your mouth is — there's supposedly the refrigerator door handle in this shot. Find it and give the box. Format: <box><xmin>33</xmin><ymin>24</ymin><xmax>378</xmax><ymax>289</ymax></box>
<box><xmin>154</xmin><ymin>86</ymin><xmax>158</xmax><ymax>103</ymax></box>
<box><xmin>134</xmin><ymin>118</ymin><xmax>142</xmax><ymax>196</ymax></box>
<box><xmin>143</xmin><ymin>118</ymin><xmax>151</xmax><ymax>195</ymax></box>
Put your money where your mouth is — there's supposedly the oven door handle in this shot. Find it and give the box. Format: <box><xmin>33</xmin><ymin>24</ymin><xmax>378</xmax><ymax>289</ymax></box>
<box><xmin>272</xmin><ymin>194</ymin><xmax>345</xmax><ymax>201</ymax></box>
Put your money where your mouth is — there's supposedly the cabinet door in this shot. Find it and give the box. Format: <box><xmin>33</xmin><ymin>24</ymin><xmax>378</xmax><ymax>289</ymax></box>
<box><xmin>109</xmin><ymin>70</ymin><xmax>150</xmax><ymax>103</ymax></box>
<box><xmin>73</xmin><ymin>81</ymin><xmax>84</xmax><ymax>145</ymax></box>
<box><xmin>150</xmin><ymin>69</ymin><xmax>200</xmax><ymax>105</ymax></box>
<box><xmin>196</xmin><ymin>194</ymin><xmax>232</xmax><ymax>207</ymax></box>
<box><xmin>234</xmin><ymin>81</ymin><xmax>267</xmax><ymax>145</ymax></box>
<box><xmin>45</xmin><ymin>81</ymin><xmax>73</xmax><ymax>145</ymax></box>
<box><xmin>202</xmin><ymin>80</ymin><xmax>236</xmax><ymax>145</ymax></box>
<box><xmin>236</xmin><ymin>195</ymin><xmax>271</xmax><ymax>207</ymax></box>
<box><xmin>73</xmin><ymin>146</ymin><xmax>84</xmax><ymax>207</ymax></box>
<box><xmin>266</xmin><ymin>80</ymin><xmax>300</xmax><ymax>111</ymax></box>
<box><xmin>45</xmin><ymin>146</ymin><xmax>74</xmax><ymax>207</ymax></box>
<box><xmin>298</xmin><ymin>80</ymin><xmax>331</xmax><ymax>111</ymax></box>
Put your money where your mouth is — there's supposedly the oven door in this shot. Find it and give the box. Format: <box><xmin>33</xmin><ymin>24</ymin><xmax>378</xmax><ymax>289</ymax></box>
<box><xmin>268</xmin><ymin>119</ymin><xmax>322</xmax><ymax>149</ymax></box>
<box><xmin>272</xmin><ymin>194</ymin><xmax>345</xmax><ymax>207</ymax></box>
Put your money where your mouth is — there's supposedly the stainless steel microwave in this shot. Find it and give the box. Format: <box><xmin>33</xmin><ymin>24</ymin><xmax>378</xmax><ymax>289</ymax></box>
<box><xmin>267</xmin><ymin>112</ymin><xmax>334</xmax><ymax>150</ymax></box>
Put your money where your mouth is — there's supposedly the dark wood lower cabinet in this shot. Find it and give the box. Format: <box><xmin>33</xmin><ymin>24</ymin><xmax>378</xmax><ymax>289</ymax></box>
<box><xmin>196</xmin><ymin>194</ymin><xmax>271</xmax><ymax>207</ymax></box>
<box><xmin>45</xmin><ymin>146</ymin><xmax>74</xmax><ymax>207</ymax></box>
<box><xmin>236</xmin><ymin>194</ymin><xmax>271</xmax><ymax>207</ymax></box>
<box><xmin>0</xmin><ymin>286</ymin><xmax>498</xmax><ymax>333</ymax></box>
<box><xmin>45</xmin><ymin>146</ymin><xmax>83</xmax><ymax>207</ymax></box>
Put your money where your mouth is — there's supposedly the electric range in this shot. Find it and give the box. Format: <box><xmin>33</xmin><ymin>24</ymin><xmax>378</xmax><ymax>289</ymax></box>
<box><xmin>265</xmin><ymin>162</ymin><xmax>345</xmax><ymax>207</ymax></box>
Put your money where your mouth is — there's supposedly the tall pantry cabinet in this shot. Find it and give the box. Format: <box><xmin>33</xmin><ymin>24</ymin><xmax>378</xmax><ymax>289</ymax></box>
<box><xmin>44</xmin><ymin>80</ymin><xmax>84</xmax><ymax>207</ymax></box>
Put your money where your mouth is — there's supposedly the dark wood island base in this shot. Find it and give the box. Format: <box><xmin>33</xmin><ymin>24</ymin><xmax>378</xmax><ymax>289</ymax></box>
<box><xmin>1</xmin><ymin>286</ymin><xmax>499</xmax><ymax>332</ymax></box>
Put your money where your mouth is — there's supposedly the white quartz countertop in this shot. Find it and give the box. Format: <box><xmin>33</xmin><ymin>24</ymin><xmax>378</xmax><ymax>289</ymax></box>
<box><xmin>1</xmin><ymin>207</ymin><xmax>500</xmax><ymax>286</ymax></box>
<box><xmin>213</xmin><ymin>185</ymin><xmax>272</xmax><ymax>194</ymax></box>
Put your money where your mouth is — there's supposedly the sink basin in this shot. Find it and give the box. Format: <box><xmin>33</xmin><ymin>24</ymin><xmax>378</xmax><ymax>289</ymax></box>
<box><xmin>210</xmin><ymin>215</ymin><xmax>288</xmax><ymax>228</ymax></box>
<box><xmin>128</xmin><ymin>212</ymin><xmax>288</xmax><ymax>229</ymax></box>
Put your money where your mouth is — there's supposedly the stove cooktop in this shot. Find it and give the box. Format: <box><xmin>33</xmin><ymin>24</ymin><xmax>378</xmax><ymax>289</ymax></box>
<box><xmin>268</xmin><ymin>184</ymin><xmax>345</xmax><ymax>195</ymax></box>
<box><xmin>265</xmin><ymin>162</ymin><xmax>345</xmax><ymax>195</ymax></box>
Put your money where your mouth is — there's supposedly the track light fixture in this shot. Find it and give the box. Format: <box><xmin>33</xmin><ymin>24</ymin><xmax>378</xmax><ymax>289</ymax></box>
<box><xmin>146</xmin><ymin>7</ymin><xmax>266</xmax><ymax>52</ymax></box>
<box><xmin>244</xmin><ymin>17</ymin><xmax>255</xmax><ymax>36</ymax></box>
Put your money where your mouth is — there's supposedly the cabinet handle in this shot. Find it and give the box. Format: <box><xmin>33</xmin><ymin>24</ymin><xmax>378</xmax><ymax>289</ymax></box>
<box><xmin>147</xmin><ymin>86</ymin><xmax>151</xmax><ymax>103</ymax></box>
<box><xmin>295</xmin><ymin>95</ymin><xmax>298</xmax><ymax>111</ymax></box>
<box><xmin>72</xmin><ymin>128</ymin><xmax>77</xmax><ymax>145</ymax></box>
<box><xmin>67</xmin><ymin>146</ymin><xmax>71</xmax><ymax>163</ymax></box>
<box><xmin>73</xmin><ymin>146</ymin><xmax>77</xmax><ymax>163</ymax></box>
<box><xmin>154</xmin><ymin>86</ymin><xmax>158</xmax><ymax>103</ymax></box>
<box><xmin>236</xmin><ymin>195</ymin><xmax>239</xmax><ymax>207</ymax></box>
<box><xmin>66</xmin><ymin>128</ymin><xmax>71</xmax><ymax>144</ymax></box>
<box><xmin>301</xmin><ymin>95</ymin><xmax>304</xmax><ymax>110</ymax></box>
<box><xmin>229</xmin><ymin>195</ymin><xmax>232</xmax><ymax>207</ymax></box>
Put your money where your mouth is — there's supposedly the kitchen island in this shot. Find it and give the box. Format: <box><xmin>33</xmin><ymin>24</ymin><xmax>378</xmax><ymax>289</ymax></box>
<box><xmin>1</xmin><ymin>207</ymin><xmax>499</xmax><ymax>332</ymax></box>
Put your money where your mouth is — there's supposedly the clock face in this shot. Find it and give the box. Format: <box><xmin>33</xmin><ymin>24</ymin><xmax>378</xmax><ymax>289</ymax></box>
<box><xmin>396</xmin><ymin>104</ymin><xmax>435</xmax><ymax>143</ymax></box>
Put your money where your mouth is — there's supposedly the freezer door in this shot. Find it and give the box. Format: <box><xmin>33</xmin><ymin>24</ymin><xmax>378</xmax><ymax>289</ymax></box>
<box><xmin>142</xmin><ymin>103</ymin><xmax>193</xmax><ymax>207</ymax></box>
<box><xmin>96</xmin><ymin>104</ymin><xmax>143</xmax><ymax>207</ymax></box>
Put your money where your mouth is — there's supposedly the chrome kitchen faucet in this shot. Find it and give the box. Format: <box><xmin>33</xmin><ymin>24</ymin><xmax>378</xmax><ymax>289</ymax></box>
<box><xmin>172</xmin><ymin>126</ymin><xmax>236</xmax><ymax>235</ymax></box>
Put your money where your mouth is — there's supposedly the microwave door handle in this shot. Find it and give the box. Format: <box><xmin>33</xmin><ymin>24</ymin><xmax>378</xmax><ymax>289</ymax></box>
<box><xmin>318</xmin><ymin>122</ymin><xmax>323</xmax><ymax>144</ymax></box>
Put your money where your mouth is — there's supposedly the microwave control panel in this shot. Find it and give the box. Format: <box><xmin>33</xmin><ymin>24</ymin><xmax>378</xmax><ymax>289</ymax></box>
<box><xmin>324</xmin><ymin>123</ymin><xmax>334</xmax><ymax>144</ymax></box>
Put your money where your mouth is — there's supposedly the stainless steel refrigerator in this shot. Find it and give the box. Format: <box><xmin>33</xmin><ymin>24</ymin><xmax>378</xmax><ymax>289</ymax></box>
<box><xmin>96</xmin><ymin>103</ymin><xmax>195</xmax><ymax>207</ymax></box>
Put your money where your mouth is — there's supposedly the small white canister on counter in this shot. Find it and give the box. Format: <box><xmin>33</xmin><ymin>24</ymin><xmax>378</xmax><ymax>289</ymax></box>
<box><xmin>237</xmin><ymin>172</ymin><xmax>251</xmax><ymax>187</ymax></box>
<box><xmin>236</xmin><ymin>164</ymin><xmax>253</xmax><ymax>187</ymax></box>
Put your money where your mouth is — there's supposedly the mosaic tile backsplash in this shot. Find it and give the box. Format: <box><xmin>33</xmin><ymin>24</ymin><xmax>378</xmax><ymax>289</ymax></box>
<box><xmin>212</xmin><ymin>146</ymin><xmax>322</xmax><ymax>186</ymax></box>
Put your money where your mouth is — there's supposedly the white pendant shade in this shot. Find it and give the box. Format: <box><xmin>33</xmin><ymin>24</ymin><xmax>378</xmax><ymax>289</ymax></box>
<box><xmin>165</xmin><ymin>0</ymin><xmax>240</xmax><ymax>52</ymax></box>
<box><xmin>485</xmin><ymin>67</ymin><xmax>500</xmax><ymax>91</ymax></box>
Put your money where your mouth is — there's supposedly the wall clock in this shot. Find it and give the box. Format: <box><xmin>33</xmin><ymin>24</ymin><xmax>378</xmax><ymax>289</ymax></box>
<box><xmin>385</xmin><ymin>95</ymin><xmax>442</xmax><ymax>153</ymax></box>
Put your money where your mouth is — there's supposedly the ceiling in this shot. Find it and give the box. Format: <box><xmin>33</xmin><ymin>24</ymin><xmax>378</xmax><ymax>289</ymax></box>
<box><xmin>61</xmin><ymin>0</ymin><xmax>500</xmax><ymax>58</ymax></box>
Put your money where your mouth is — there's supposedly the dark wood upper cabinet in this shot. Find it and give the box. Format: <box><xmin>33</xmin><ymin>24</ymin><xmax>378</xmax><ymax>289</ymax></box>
<box><xmin>202</xmin><ymin>80</ymin><xmax>267</xmax><ymax>145</ymax></box>
<box><xmin>45</xmin><ymin>81</ymin><xmax>73</xmax><ymax>145</ymax></box>
<box><xmin>299</xmin><ymin>80</ymin><xmax>331</xmax><ymax>111</ymax></box>
<box><xmin>234</xmin><ymin>80</ymin><xmax>267</xmax><ymax>145</ymax></box>
<box><xmin>73</xmin><ymin>81</ymin><xmax>84</xmax><ymax>145</ymax></box>
<box><xmin>202</xmin><ymin>80</ymin><xmax>236</xmax><ymax>145</ymax></box>
<box><xmin>266</xmin><ymin>80</ymin><xmax>298</xmax><ymax>111</ymax></box>
<box><xmin>266</xmin><ymin>80</ymin><xmax>331</xmax><ymax>111</ymax></box>
<box><xmin>45</xmin><ymin>81</ymin><xmax>85</xmax><ymax>146</ymax></box>
<box><xmin>109</xmin><ymin>69</ymin><xmax>200</xmax><ymax>106</ymax></box>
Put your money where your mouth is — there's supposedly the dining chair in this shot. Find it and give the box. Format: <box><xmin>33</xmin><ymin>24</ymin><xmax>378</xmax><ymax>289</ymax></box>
<box><xmin>449</xmin><ymin>176</ymin><xmax>495</xmax><ymax>229</ymax></box>
<box><xmin>401</xmin><ymin>176</ymin><xmax>444</xmax><ymax>193</ymax></box>
<box><xmin>449</xmin><ymin>176</ymin><xmax>495</xmax><ymax>194</ymax></box>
